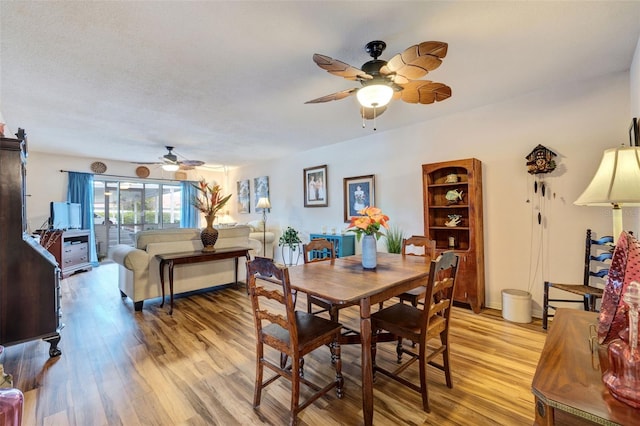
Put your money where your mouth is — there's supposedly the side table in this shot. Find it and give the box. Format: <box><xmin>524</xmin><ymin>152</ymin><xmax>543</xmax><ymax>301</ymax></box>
<box><xmin>309</xmin><ymin>233</ymin><xmax>355</xmax><ymax>258</ymax></box>
<box><xmin>156</xmin><ymin>246</ymin><xmax>250</xmax><ymax>314</ymax></box>
<box><xmin>531</xmin><ymin>308</ymin><xmax>640</xmax><ymax>425</ymax></box>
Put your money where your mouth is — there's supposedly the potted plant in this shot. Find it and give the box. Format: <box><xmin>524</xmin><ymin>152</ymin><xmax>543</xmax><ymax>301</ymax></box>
<box><xmin>191</xmin><ymin>179</ymin><xmax>232</xmax><ymax>252</ymax></box>
<box><xmin>384</xmin><ymin>224</ymin><xmax>404</xmax><ymax>254</ymax></box>
<box><xmin>279</xmin><ymin>226</ymin><xmax>302</xmax><ymax>266</ymax></box>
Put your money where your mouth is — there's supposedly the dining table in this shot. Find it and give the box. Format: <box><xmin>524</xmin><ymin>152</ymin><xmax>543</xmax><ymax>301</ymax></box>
<box><xmin>287</xmin><ymin>252</ymin><xmax>431</xmax><ymax>426</ymax></box>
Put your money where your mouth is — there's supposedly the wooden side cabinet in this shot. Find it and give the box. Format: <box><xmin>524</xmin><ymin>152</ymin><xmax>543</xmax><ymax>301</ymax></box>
<box><xmin>309</xmin><ymin>234</ymin><xmax>355</xmax><ymax>258</ymax></box>
<box><xmin>40</xmin><ymin>230</ymin><xmax>92</xmax><ymax>278</ymax></box>
<box><xmin>422</xmin><ymin>158</ymin><xmax>485</xmax><ymax>313</ymax></box>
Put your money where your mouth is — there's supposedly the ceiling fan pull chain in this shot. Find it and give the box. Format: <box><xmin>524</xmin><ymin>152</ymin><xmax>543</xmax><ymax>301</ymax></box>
<box><xmin>362</xmin><ymin>106</ymin><xmax>366</xmax><ymax>128</ymax></box>
<box><xmin>373</xmin><ymin>105</ymin><xmax>378</xmax><ymax>131</ymax></box>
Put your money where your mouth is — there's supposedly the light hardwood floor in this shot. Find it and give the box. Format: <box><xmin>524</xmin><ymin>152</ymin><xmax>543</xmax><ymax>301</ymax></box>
<box><xmin>4</xmin><ymin>262</ymin><xmax>547</xmax><ymax>425</ymax></box>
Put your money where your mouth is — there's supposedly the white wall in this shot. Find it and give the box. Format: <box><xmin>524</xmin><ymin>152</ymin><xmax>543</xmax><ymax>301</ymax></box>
<box><xmin>229</xmin><ymin>70</ymin><xmax>634</xmax><ymax>315</ymax></box>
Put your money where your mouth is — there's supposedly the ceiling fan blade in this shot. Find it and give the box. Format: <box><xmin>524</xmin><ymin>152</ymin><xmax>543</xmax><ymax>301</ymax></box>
<box><xmin>312</xmin><ymin>54</ymin><xmax>372</xmax><ymax>81</ymax></box>
<box><xmin>180</xmin><ymin>160</ymin><xmax>205</xmax><ymax>167</ymax></box>
<box><xmin>305</xmin><ymin>88</ymin><xmax>358</xmax><ymax>104</ymax></box>
<box><xmin>360</xmin><ymin>105</ymin><xmax>387</xmax><ymax>120</ymax></box>
<box><xmin>381</xmin><ymin>41</ymin><xmax>448</xmax><ymax>81</ymax></box>
<box><xmin>397</xmin><ymin>81</ymin><xmax>452</xmax><ymax>104</ymax></box>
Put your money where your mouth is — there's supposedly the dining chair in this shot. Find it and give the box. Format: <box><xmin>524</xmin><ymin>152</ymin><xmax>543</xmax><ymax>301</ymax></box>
<box><xmin>542</xmin><ymin>229</ymin><xmax>613</xmax><ymax>330</ymax></box>
<box><xmin>371</xmin><ymin>251</ymin><xmax>459</xmax><ymax>412</ymax></box>
<box><xmin>247</xmin><ymin>257</ymin><xmax>343</xmax><ymax>425</ymax></box>
<box><xmin>397</xmin><ymin>236</ymin><xmax>438</xmax><ymax>306</ymax></box>
<box><xmin>304</xmin><ymin>239</ymin><xmax>359</xmax><ymax>322</ymax></box>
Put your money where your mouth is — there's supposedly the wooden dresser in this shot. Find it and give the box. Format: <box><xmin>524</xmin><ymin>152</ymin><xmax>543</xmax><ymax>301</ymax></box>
<box><xmin>40</xmin><ymin>229</ymin><xmax>92</xmax><ymax>278</ymax></box>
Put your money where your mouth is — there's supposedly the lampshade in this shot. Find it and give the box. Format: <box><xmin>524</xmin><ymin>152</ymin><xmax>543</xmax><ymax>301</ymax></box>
<box><xmin>162</xmin><ymin>163</ymin><xmax>179</xmax><ymax>172</ymax></box>
<box><xmin>256</xmin><ymin>197</ymin><xmax>271</xmax><ymax>209</ymax></box>
<box><xmin>356</xmin><ymin>84</ymin><xmax>394</xmax><ymax>108</ymax></box>
<box><xmin>575</xmin><ymin>146</ymin><xmax>640</xmax><ymax>240</ymax></box>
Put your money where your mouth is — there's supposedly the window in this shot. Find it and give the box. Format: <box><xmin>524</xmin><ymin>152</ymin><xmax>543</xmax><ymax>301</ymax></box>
<box><xmin>93</xmin><ymin>178</ymin><xmax>184</xmax><ymax>258</ymax></box>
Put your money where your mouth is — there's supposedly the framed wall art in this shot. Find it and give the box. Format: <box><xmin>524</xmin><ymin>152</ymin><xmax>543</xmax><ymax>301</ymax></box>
<box><xmin>303</xmin><ymin>164</ymin><xmax>328</xmax><ymax>207</ymax></box>
<box><xmin>343</xmin><ymin>174</ymin><xmax>375</xmax><ymax>222</ymax></box>
<box><xmin>254</xmin><ymin>176</ymin><xmax>270</xmax><ymax>212</ymax></box>
<box><xmin>237</xmin><ymin>179</ymin><xmax>250</xmax><ymax>213</ymax></box>
<box><xmin>630</xmin><ymin>117</ymin><xmax>638</xmax><ymax>147</ymax></box>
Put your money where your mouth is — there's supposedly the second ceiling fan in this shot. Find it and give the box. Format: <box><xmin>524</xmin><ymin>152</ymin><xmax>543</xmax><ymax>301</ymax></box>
<box><xmin>306</xmin><ymin>40</ymin><xmax>452</xmax><ymax>122</ymax></box>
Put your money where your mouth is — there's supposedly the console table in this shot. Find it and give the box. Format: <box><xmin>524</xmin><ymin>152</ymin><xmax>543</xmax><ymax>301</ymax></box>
<box><xmin>531</xmin><ymin>308</ymin><xmax>640</xmax><ymax>425</ymax></box>
<box><xmin>156</xmin><ymin>246</ymin><xmax>250</xmax><ymax>314</ymax></box>
<box><xmin>309</xmin><ymin>233</ymin><xmax>355</xmax><ymax>258</ymax></box>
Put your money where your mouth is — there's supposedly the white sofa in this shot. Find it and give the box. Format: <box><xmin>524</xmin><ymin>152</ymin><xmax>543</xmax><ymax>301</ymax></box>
<box><xmin>109</xmin><ymin>226</ymin><xmax>259</xmax><ymax>311</ymax></box>
<box><xmin>245</xmin><ymin>220</ymin><xmax>276</xmax><ymax>258</ymax></box>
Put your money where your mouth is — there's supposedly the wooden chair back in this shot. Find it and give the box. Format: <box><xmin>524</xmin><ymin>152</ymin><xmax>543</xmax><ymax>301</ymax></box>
<box><xmin>422</xmin><ymin>251</ymin><xmax>459</xmax><ymax>335</ymax></box>
<box><xmin>402</xmin><ymin>236</ymin><xmax>437</xmax><ymax>260</ymax></box>
<box><xmin>583</xmin><ymin>229</ymin><xmax>614</xmax><ymax>287</ymax></box>
<box><xmin>247</xmin><ymin>257</ymin><xmax>297</xmax><ymax>354</ymax></box>
<box><xmin>302</xmin><ymin>238</ymin><xmax>336</xmax><ymax>264</ymax></box>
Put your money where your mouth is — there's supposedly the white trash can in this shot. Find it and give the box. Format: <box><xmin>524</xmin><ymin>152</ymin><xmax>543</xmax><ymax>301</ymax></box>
<box><xmin>501</xmin><ymin>289</ymin><xmax>532</xmax><ymax>323</ymax></box>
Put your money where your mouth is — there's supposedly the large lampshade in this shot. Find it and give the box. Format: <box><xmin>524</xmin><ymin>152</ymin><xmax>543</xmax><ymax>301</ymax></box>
<box><xmin>357</xmin><ymin>84</ymin><xmax>394</xmax><ymax>108</ymax></box>
<box><xmin>256</xmin><ymin>197</ymin><xmax>271</xmax><ymax>210</ymax></box>
<box><xmin>574</xmin><ymin>146</ymin><xmax>640</xmax><ymax>241</ymax></box>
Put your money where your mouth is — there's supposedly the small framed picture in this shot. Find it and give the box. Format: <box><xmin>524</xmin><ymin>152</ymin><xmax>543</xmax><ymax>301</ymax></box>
<box><xmin>304</xmin><ymin>165</ymin><xmax>328</xmax><ymax>207</ymax></box>
<box><xmin>630</xmin><ymin>117</ymin><xmax>638</xmax><ymax>147</ymax></box>
<box><xmin>254</xmin><ymin>176</ymin><xmax>270</xmax><ymax>212</ymax></box>
<box><xmin>237</xmin><ymin>179</ymin><xmax>250</xmax><ymax>214</ymax></box>
<box><xmin>343</xmin><ymin>174</ymin><xmax>375</xmax><ymax>222</ymax></box>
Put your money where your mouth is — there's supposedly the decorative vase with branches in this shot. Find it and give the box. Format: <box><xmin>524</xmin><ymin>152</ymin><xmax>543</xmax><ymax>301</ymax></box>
<box><xmin>191</xmin><ymin>179</ymin><xmax>232</xmax><ymax>252</ymax></box>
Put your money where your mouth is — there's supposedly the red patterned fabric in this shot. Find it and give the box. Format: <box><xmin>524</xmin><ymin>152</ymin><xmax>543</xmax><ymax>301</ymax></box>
<box><xmin>599</xmin><ymin>231</ymin><xmax>640</xmax><ymax>344</ymax></box>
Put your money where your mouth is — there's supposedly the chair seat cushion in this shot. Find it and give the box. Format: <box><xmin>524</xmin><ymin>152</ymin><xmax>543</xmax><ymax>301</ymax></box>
<box><xmin>262</xmin><ymin>311</ymin><xmax>341</xmax><ymax>351</ymax></box>
<box><xmin>548</xmin><ymin>283</ymin><xmax>603</xmax><ymax>297</ymax></box>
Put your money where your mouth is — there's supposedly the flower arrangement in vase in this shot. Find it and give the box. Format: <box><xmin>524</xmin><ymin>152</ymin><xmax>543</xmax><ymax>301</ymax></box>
<box><xmin>346</xmin><ymin>206</ymin><xmax>390</xmax><ymax>269</ymax></box>
<box><xmin>191</xmin><ymin>179</ymin><xmax>232</xmax><ymax>252</ymax></box>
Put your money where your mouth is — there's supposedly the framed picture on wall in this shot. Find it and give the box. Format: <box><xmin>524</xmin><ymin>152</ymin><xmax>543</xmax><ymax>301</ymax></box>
<box><xmin>630</xmin><ymin>117</ymin><xmax>639</xmax><ymax>147</ymax></box>
<box><xmin>303</xmin><ymin>164</ymin><xmax>328</xmax><ymax>207</ymax></box>
<box><xmin>254</xmin><ymin>176</ymin><xmax>270</xmax><ymax>212</ymax></box>
<box><xmin>343</xmin><ymin>174</ymin><xmax>375</xmax><ymax>222</ymax></box>
<box><xmin>237</xmin><ymin>179</ymin><xmax>250</xmax><ymax>213</ymax></box>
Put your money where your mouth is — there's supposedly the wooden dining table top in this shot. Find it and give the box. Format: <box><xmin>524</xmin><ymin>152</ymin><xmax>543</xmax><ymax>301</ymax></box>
<box><xmin>287</xmin><ymin>252</ymin><xmax>432</xmax><ymax>306</ymax></box>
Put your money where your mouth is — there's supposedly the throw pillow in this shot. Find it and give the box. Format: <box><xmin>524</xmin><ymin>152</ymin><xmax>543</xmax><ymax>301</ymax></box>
<box><xmin>248</xmin><ymin>220</ymin><xmax>265</xmax><ymax>232</ymax></box>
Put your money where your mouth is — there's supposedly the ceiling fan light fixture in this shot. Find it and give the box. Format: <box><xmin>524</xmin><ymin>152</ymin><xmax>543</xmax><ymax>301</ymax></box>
<box><xmin>357</xmin><ymin>84</ymin><xmax>393</xmax><ymax>108</ymax></box>
<box><xmin>162</xmin><ymin>163</ymin><xmax>180</xmax><ymax>172</ymax></box>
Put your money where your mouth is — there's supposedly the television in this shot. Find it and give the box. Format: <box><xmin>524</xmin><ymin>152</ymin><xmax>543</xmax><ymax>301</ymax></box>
<box><xmin>50</xmin><ymin>202</ymin><xmax>82</xmax><ymax>230</ymax></box>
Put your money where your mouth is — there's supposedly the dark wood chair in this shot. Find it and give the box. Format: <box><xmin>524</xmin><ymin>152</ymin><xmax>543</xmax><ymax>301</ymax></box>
<box><xmin>371</xmin><ymin>251</ymin><xmax>459</xmax><ymax>413</ymax></box>
<box><xmin>397</xmin><ymin>236</ymin><xmax>438</xmax><ymax>306</ymax></box>
<box><xmin>542</xmin><ymin>229</ymin><xmax>613</xmax><ymax>330</ymax></box>
<box><xmin>304</xmin><ymin>239</ymin><xmax>359</xmax><ymax>322</ymax></box>
<box><xmin>247</xmin><ymin>257</ymin><xmax>343</xmax><ymax>425</ymax></box>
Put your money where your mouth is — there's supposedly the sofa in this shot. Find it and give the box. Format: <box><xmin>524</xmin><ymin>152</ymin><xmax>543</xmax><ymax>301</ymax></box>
<box><xmin>245</xmin><ymin>220</ymin><xmax>276</xmax><ymax>258</ymax></box>
<box><xmin>109</xmin><ymin>226</ymin><xmax>260</xmax><ymax>311</ymax></box>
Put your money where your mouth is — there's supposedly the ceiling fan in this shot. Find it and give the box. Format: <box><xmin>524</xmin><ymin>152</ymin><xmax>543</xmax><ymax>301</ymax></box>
<box><xmin>305</xmin><ymin>40</ymin><xmax>452</xmax><ymax>125</ymax></box>
<box><xmin>135</xmin><ymin>146</ymin><xmax>205</xmax><ymax>171</ymax></box>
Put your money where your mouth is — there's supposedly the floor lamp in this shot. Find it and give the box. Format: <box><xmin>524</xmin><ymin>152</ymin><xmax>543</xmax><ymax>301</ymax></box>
<box><xmin>574</xmin><ymin>146</ymin><xmax>640</xmax><ymax>242</ymax></box>
<box><xmin>256</xmin><ymin>197</ymin><xmax>271</xmax><ymax>256</ymax></box>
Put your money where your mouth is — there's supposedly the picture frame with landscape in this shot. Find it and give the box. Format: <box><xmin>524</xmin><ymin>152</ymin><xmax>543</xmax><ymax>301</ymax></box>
<box><xmin>303</xmin><ymin>164</ymin><xmax>328</xmax><ymax>207</ymax></box>
<box><xmin>343</xmin><ymin>174</ymin><xmax>375</xmax><ymax>222</ymax></box>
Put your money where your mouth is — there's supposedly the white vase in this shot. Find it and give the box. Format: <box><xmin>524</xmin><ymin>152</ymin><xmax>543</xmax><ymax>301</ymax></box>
<box><xmin>361</xmin><ymin>234</ymin><xmax>377</xmax><ymax>270</ymax></box>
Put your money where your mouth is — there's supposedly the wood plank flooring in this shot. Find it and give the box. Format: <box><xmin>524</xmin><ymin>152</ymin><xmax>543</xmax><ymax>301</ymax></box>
<box><xmin>4</xmin><ymin>262</ymin><xmax>548</xmax><ymax>425</ymax></box>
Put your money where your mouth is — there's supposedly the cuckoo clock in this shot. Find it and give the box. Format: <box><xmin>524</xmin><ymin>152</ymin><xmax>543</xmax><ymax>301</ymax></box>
<box><xmin>526</xmin><ymin>144</ymin><xmax>557</xmax><ymax>174</ymax></box>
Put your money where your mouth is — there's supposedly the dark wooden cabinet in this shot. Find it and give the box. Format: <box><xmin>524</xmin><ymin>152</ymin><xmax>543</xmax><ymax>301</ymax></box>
<box><xmin>422</xmin><ymin>158</ymin><xmax>485</xmax><ymax>313</ymax></box>
<box><xmin>0</xmin><ymin>131</ymin><xmax>62</xmax><ymax>357</ymax></box>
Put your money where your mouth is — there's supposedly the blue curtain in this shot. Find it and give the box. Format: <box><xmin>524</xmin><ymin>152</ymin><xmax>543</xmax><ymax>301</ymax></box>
<box><xmin>181</xmin><ymin>181</ymin><xmax>200</xmax><ymax>228</ymax></box>
<box><xmin>67</xmin><ymin>172</ymin><xmax>98</xmax><ymax>266</ymax></box>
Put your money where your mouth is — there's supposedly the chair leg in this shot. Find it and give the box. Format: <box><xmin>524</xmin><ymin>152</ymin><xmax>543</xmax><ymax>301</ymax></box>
<box><xmin>542</xmin><ymin>282</ymin><xmax>550</xmax><ymax>330</ymax></box>
<box><xmin>396</xmin><ymin>336</ymin><xmax>404</xmax><ymax>364</ymax></box>
<box><xmin>332</xmin><ymin>339</ymin><xmax>344</xmax><ymax>398</ymax></box>
<box><xmin>254</xmin><ymin>342</ymin><xmax>264</xmax><ymax>408</ymax></box>
<box><xmin>290</xmin><ymin>355</ymin><xmax>301</xmax><ymax>426</ymax></box>
<box><xmin>418</xmin><ymin>341</ymin><xmax>430</xmax><ymax>413</ymax></box>
<box><xmin>441</xmin><ymin>333</ymin><xmax>452</xmax><ymax>388</ymax></box>
<box><xmin>372</xmin><ymin>330</ymin><xmax>378</xmax><ymax>382</ymax></box>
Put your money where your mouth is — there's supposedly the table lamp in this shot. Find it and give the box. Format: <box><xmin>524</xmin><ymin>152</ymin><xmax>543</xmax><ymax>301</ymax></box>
<box><xmin>256</xmin><ymin>197</ymin><xmax>271</xmax><ymax>255</ymax></box>
<box><xmin>574</xmin><ymin>146</ymin><xmax>640</xmax><ymax>242</ymax></box>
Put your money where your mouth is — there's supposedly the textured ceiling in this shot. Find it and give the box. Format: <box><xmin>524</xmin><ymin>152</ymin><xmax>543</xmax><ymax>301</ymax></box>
<box><xmin>1</xmin><ymin>1</ymin><xmax>639</xmax><ymax>169</ymax></box>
